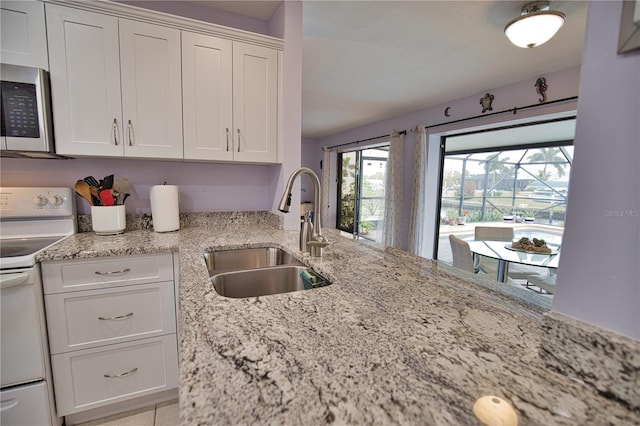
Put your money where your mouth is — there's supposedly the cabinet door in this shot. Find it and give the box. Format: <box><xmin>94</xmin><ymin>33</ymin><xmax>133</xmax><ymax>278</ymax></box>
<box><xmin>182</xmin><ymin>32</ymin><xmax>233</xmax><ymax>161</ymax></box>
<box><xmin>51</xmin><ymin>334</ymin><xmax>178</xmax><ymax>416</ymax></box>
<box><xmin>232</xmin><ymin>42</ymin><xmax>278</xmax><ymax>163</ymax></box>
<box><xmin>119</xmin><ymin>19</ymin><xmax>183</xmax><ymax>159</ymax></box>
<box><xmin>46</xmin><ymin>5</ymin><xmax>123</xmax><ymax>156</ymax></box>
<box><xmin>0</xmin><ymin>1</ymin><xmax>48</xmax><ymax>69</ymax></box>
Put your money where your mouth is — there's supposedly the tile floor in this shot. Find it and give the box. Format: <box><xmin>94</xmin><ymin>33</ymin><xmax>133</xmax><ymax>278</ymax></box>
<box><xmin>76</xmin><ymin>400</ymin><xmax>178</xmax><ymax>426</ymax></box>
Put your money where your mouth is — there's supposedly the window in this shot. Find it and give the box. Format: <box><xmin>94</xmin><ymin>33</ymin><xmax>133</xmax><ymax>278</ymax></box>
<box><xmin>336</xmin><ymin>146</ymin><xmax>388</xmax><ymax>241</ymax></box>
<box><xmin>437</xmin><ymin>144</ymin><xmax>573</xmax><ymax>263</ymax></box>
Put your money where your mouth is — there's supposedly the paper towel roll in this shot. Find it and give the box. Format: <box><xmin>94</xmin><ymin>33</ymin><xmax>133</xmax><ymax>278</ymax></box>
<box><xmin>150</xmin><ymin>185</ymin><xmax>180</xmax><ymax>232</ymax></box>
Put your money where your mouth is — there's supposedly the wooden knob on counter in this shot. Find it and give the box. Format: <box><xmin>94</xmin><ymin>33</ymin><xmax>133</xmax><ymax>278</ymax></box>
<box><xmin>473</xmin><ymin>395</ymin><xmax>518</xmax><ymax>426</ymax></box>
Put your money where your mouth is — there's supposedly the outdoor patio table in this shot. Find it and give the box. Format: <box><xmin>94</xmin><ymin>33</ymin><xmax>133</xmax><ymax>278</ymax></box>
<box><xmin>467</xmin><ymin>240</ymin><xmax>560</xmax><ymax>283</ymax></box>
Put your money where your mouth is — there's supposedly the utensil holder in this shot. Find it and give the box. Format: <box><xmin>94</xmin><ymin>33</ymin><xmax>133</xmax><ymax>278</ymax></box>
<box><xmin>91</xmin><ymin>205</ymin><xmax>126</xmax><ymax>235</ymax></box>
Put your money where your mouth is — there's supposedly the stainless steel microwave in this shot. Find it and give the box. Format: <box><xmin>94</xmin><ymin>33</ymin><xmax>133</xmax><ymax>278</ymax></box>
<box><xmin>1</xmin><ymin>63</ymin><xmax>59</xmax><ymax>158</ymax></box>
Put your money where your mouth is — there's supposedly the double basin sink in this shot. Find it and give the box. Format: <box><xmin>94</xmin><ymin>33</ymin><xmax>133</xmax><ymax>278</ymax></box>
<box><xmin>204</xmin><ymin>246</ymin><xmax>331</xmax><ymax>298</ymax></box>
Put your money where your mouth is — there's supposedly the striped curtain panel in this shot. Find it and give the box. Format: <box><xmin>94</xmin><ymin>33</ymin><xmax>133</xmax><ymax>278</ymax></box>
<box><xmin>381</xmin><ymin>131</ymin><xmax>404</xmax><ymax>248</ymax></box>
<box><xmin>321</xmin><ymin>148</ymin><xmax>331</xmax><ymax>229</ymax></box>
<box><xmin>408</xmin><ymin>126</ymin><xmax>427</xmax><ymax>256</ymax></box>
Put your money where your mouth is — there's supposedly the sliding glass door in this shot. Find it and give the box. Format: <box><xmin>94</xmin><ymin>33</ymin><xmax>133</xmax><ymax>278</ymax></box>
<box><xmin>337</xmin><ymin>146</ymin><xmax>388</xmax><ymax>241</ymax></box>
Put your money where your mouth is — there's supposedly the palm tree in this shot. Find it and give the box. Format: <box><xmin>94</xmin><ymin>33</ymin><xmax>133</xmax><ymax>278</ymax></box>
<box><xmin>527</xmin><ymin>148</ymin><xmax>567</xmax><ymax>180</ymax></box>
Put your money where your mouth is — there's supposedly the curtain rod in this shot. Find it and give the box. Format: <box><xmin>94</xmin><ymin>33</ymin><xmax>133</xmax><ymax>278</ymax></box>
<box><xmin>324</xmin><ymin>130</ymin><xmax>406</xmax><ymax>151</ymax></box>
<box><xmin>420</xmin><ymin>96</ymin><xmax>578</xmax><ymax>130</ymax></box>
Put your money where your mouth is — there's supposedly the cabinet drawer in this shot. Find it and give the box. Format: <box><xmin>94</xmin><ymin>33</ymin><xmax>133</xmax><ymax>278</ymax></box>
<box><xmin>51</xmin><ymin>334</ymin><xmax>178</xmax><ymax>416</ymax></box>
<box><xmin>45</xmin><ymin>281</ymin><xmax>176</xmax><ymax>354</ymax></box>
<box><xmin>42</xmin><ymin>253</ymin><xmax>174</xmax><ymax>294</ymax></box>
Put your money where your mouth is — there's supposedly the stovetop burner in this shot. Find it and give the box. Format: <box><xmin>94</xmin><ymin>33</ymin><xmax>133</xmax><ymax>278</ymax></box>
<box><xmin>0</xmin><ymin>237</ymin><xmax>65</xmax><ymax>258</ymax></box>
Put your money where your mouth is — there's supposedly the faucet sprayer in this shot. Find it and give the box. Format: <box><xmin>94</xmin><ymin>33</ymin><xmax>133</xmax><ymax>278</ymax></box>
<box><xmin>278</xmin><ymin>167</ymin><xmax>329</xmax><ymax>256</ymax></box>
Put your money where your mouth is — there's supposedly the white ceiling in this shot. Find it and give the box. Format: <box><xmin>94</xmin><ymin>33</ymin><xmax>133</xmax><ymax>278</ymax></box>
<box><xmin>189</xmin><ymin>1</ymin><xmax>588</xmax><ymax>139</ymax></box>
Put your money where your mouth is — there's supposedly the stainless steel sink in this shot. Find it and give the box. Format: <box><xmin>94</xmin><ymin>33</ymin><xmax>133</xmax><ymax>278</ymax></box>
<box><xmin>204</xmin><ymin>246</ymin><xmax>302</xmax><ymax>276</ymax></box>
<box><xmin>203</xmin><ymin>246</ymin><xmax>331</xmax><ymax>298</ymax></box>
<box><xmin>211</xmin><ymin>265</ymin><xmax>330</xmax><ymax>298</ymax></box>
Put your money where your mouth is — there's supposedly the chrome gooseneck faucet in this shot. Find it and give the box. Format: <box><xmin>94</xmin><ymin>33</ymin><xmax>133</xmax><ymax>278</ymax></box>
<box><xmin>278</xmin><ymin>167</ymin><xmax>329</xmax><ymax>256</ymax></box>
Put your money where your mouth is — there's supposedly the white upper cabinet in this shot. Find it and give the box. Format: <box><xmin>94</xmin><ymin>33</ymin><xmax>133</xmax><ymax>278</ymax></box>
<box><xmin>46</xmin><ymin>5</ymin><xmax>123</xmax><ymax>156</ymax></box>
<box><xmin>0</xmin><ymin>1</ymin><xmax>48</xmax><ymax>69</ymax></box>
<box><xmin>119</xmin><ymin>19</ymin><xmax>183</xmax><ymax>159</ymax></box>
<box><xmin>183</xmin><ymin>34</ymin><xmax>278</xmax><ymax>164</ymax></box>
<box><xmin>232</xmin><ymin>43</ymin><xmax>278</xmax><ymax>163</ymax></box>
<box><xmin>45</xmin><ymin>1</ymin><xmax>281</xmax><ymax>162</ymax></box>
<box><xmin>47</xmin><ymin>6</ymin><xmax>183</xmax><ymax>159</ymax></box>
<box><xmin>182</xmin><ymin>32</ymin><xmax>234</xmax><ymax>161</ymax></box>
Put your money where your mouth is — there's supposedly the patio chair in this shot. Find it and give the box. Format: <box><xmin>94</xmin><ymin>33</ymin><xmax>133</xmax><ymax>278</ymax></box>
<box><xmin>449</xmin><ymin>234</ymin><xmax>475</xmax><ymax>273</ymax></box>
<box><xmin>473</xmin><ymin>226</ymin><xmax>535</xmax><ymax>280</ymax></box>
<box><xmin>526</xmin><ymin>273</ymin><xmax>556</xmax><ymax>294</ymax></box>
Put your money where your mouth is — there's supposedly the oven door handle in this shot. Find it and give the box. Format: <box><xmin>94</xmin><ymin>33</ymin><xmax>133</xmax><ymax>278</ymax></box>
<box><xmin>0</xmin><ymin>272</ymin><xmax>30</xmax><ymax>289</ymax></box>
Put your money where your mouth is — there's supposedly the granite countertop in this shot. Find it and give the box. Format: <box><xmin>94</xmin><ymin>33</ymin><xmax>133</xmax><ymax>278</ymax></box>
<box><xmin>38</xmin><ymin>222</ymin><xmax>639</xmax><ymax>425</ymax></box>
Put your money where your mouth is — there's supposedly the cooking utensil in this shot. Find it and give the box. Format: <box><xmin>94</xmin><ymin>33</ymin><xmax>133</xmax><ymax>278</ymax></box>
<box><xmin>84</xmin><ymin>176</ymin><xmax>101</xmax><ymax>187</ymax></box>
<box><xmin>74</xmin><ymin>180</ymin><xmax>94</xmax><ymax>206</ymax></box>
<box><xmin>89</xmin><ymin>186</ymin><xmax>101</xmax><ymax>205</ymax></box>
<box><xmin>102</xmin><ymin>174</ymin><xmax>114</xmax><ymax>190</ymax></box>
<box><xmin>113</xmin><ymin>177</ymin><xmax>130</xmax><ymax>195</ymax></box>
<box><xmin>99</xmin><ymin>189</ymin><xmax>115</xmax><ymax>206</ymax></box>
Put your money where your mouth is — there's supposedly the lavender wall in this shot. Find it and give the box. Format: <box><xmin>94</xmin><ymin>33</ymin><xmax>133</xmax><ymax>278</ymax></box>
<box><xmin>0</xmin><ymin>158</ymin><xmax>279</xmax><ymax>215</ymax></box>
<box><xmin>552</xmin><ymin>0</ymin><xmax>640</xmax><ymax>339</ymax></box>
<box><xmin>270</xmin><ymin>1</ymin><xmax>303</xmax><ymax>230</ymax></box>
<box><xmin>312</xmin><ymin>66</ymin><xmax>581</xmax><ymax>249</ymax></box>
<box><xmin>300</xmin><ymin>137</ymin><xmax>321</xmax><ymax>203</ymax></box>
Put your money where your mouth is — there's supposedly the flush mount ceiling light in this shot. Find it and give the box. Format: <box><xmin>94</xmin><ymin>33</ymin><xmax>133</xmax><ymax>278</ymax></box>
<box><xmin>504</xmin><ymin>1</ymin><xmax>566</xmax><ymax>48</ymax></box>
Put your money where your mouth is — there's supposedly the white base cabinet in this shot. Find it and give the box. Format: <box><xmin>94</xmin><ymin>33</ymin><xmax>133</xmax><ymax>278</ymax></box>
<box><xmin>50</xmin><ymin>335</ymin><xmax>178</xmax><ymax>416</ymax></box>
<box><xmin>42</xmin><ymin>253</ymin><xmax>178</xmax><ymax>417</ymax></box>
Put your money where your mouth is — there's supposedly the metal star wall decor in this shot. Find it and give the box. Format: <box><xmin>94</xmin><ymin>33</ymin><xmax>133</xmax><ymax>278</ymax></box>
<box><xmin>480</xmin><ymin>93</ymin><xmax>494</xmax><ymax>113</ymax></box>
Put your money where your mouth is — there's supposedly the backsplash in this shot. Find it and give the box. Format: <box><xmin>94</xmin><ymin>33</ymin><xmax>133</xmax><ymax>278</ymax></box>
<box><xmin>77</xmin><ymin>211</ymin><xmax>283</xmax><ymax>233</ymax></box>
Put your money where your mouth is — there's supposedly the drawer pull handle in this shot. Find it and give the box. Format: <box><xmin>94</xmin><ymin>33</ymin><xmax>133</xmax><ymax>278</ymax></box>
<box><xmin>104</xmin><ymin>367</ymin><xmax>138</xmax><ymax>378</ymax></box>
<box><xmin>95</xmin><ymin>268</ymin><xmax>131</xmax><ymax>276</ymax></box>
<box><xmin>98</xmin><ymin>312</ymin><xmax>133</xmax><ymax>321</ymax></box>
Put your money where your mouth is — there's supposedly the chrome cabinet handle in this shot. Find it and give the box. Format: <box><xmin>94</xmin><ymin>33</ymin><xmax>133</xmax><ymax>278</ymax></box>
<box><xmin>127</xmin><ymin>120</ymin><xmax>134</xmax><ymax>146</ymax></box>
<box><xmin>95</xmin><ymin>268</ymin><xmax>131</xmax><ymax>276</ymax></box>
<box><xmin>237</xmin><ymin>129</ymin><xmax>241</xmax><ymax>152</ymax></box>
<box><xmin>104</xmin><ymin>367</ymin><xmax>138</xmax><ymax>378</ymax></box>
<box><xmin>112</xmin><ymin>119</ymin><xmax>119</xmax><ymax>146</ymax></box>
<box><xmin>226</xmin><ymin>128</ymin><xmax>230</xmax><ymax>151</ymax></box>
<box><xmin>98</xmin><ymin>312</ymin><xmax>133</xmax><ymax>321</ymax></box>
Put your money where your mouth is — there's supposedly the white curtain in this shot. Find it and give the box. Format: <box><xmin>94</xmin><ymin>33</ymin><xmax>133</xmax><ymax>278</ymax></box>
<box><xmin>408</xmin><ymin>126</ymin><xmax>427</xmax><ymax>256</ymax></box>
<box><xmin>381</xmin><ymin>131</ymin><xmax>404</xmax><ymax>248</ymax></box>
<box><xmin>321</xmin><ymin>148</ymin><xmax>331</xmax><ymax>228</ymax></box>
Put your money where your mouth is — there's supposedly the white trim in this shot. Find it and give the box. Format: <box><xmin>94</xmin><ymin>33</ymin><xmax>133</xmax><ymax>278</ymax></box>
<box><xmin>44</xmin><ymin>0</ymin><xmax>283</xmax><ymax>50</ymax></box>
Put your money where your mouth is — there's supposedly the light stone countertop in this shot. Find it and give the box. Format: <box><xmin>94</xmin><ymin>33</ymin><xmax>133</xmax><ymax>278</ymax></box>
<box><xmin>37</xmin><ymin>223</ymin><xmax>639</xmax><ymax>425</ymax></box>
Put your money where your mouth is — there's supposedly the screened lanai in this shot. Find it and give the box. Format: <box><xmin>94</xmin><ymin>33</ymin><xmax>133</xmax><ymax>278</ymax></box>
<box><xmin>440</xmin><ymin>145</ymin><xmax>573</xmax><ymax>227</ymax></box>
<box><xmin>436</xmin><ymin>125</ymin><xmax>574</xmax><ymax>299</ymax></box>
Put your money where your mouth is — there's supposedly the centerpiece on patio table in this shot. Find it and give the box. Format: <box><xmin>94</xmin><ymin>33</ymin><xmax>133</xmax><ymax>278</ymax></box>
<box><xmin>510</xmin><ymin>237</ymin><xmax>552</xmax><ymax>254</ymax></box>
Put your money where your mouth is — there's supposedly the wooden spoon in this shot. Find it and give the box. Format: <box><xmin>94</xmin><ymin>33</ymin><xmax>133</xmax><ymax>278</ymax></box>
<box><xmin>89</xmin><ymin>186</ymin><xmax>100</xmax><ymax>205</ymax></box>
<box><xmin>74</xmin><ymin>180</ymin><xmax>94</xmax><ymax>206</ymax></box>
